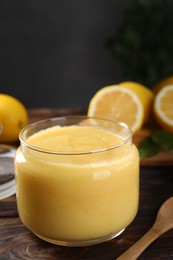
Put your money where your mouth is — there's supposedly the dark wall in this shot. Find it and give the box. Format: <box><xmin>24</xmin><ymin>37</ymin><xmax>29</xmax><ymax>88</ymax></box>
<box><xmin>0</xmin><ymin>0</ymin><xmax>128</xmax><ymax>109</ymax></box>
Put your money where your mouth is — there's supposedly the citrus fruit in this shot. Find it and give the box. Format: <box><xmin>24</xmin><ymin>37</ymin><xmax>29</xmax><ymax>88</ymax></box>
<box><xmin>119</xmin><ymin>81</ymin><xmax>154</xmax><ymax>123</ymax></box>
<box><xmin>0</xmin><ymin>94</ymin><xmax>28</xmax><ymax>143</ymax></box>
<box><xmin>87</xmin><ymin>85</ymin><xmax>144</xmax><ymax>133</ymax></box>
<box><xmin>153</xmin><ymin>85</ymin><xmax>173</xmax><ymax>133</ymax></box>
<box><xmin>153</xmin><ymin>76</ymin><xmax>173</xmax><ymax>94</ymax></box>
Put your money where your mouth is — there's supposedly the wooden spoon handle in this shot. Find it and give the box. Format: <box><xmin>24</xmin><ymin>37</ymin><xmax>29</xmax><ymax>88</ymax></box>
<box><xmin>116</xmin><ymin>223</ymin><xmax>166</xmax><ymax>260</ymax></box>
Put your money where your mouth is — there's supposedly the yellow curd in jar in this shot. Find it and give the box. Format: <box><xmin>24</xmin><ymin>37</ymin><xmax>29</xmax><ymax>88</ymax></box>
<box><xmin>15</xmin><ymin>124</ymin><xmax>139</xmax><ymax>245</ymax></box>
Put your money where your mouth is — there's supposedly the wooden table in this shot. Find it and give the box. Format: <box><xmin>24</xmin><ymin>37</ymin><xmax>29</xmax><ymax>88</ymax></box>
<box><xmin>0</xmin><ymin>109</ymin><xmax>173</xmax><ymax>260</ymax></box>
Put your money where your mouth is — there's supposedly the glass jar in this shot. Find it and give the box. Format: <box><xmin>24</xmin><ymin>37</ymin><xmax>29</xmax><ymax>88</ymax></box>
<box><xmin>15</xmin><ymin>116</ymin><xmax>139</xmax><ymax>246</ymax></box>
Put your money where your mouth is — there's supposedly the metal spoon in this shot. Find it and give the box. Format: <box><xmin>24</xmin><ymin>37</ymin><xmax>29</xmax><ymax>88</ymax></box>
<box><xmin>117</xmin><ymin>197</ymin><xmax>173</xmax><ymax>260</ymax></box>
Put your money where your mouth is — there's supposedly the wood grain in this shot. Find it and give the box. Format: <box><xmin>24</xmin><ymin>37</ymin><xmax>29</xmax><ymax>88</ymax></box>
<box><xmin>133</xmin><ymin>126</ymin><xmax>173</xmax><ymax>167</ymax></box>
<box><xmin>28</xmin><ymin>108</ymin><xmax>86</xmax><ymax>124</ymax></box>
<box><xmin>0</xmin><ymin>108</ymin><xmax>173</xmax><ymax>259</ymax></box>
<box><xmin>0</xmin><ymin>167</ymin><xmax>173</xmax><ymax>259</ymax></box>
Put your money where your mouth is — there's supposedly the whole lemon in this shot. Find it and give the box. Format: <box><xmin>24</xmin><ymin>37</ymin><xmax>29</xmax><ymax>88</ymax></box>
<box><xmin>0</xmin><ymin>94</ymin><xmax>28</xmax><ymax>143</ymax></box>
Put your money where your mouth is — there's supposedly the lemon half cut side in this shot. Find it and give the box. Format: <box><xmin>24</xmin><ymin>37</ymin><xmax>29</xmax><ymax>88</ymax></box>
<box><xmin>87</xmin><ymin>85</ymin><xmax>144</xmax><ymax>134</ymax></box>
<box><xmin>153</xmin><ymin>85</ymin><xmax>173</xmax><ymax>133</ymax></box>
<box><xmin>119</xmin><ymin>81</ymin><xmax>154</xmax><ymax>123</ymax></box>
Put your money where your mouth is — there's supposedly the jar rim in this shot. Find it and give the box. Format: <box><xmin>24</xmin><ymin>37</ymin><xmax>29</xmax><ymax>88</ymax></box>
<box><xmin>19</xmin><ymin>116</ymin><xmax>132</xmax><ymax>155</ymax></box>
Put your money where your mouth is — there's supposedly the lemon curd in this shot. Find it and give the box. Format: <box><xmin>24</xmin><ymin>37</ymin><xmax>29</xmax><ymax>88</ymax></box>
<box><xmin>15</xmin><ymin>117</ymin><xmax>139</xmax><ymax>246</ymax></box>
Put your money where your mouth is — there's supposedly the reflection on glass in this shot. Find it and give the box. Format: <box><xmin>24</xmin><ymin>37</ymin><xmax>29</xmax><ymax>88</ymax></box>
<box><xmin>0</xmin><ymin>123</ymin><xmax>16</xmax><ymax>200</ymax></box>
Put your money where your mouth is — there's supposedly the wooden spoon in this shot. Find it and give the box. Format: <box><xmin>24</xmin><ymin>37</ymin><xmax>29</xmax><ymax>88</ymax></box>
<box><xmin>117</xmin><ymin>197</ymin><xmax>173</xmax><ymax>260</ymax></box>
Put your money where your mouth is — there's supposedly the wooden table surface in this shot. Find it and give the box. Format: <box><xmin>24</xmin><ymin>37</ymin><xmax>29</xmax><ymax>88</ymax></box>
<box><xmin>0</xmin><ymin>108</ymin><xmax>173</xmax><ymax>260</ymax></box>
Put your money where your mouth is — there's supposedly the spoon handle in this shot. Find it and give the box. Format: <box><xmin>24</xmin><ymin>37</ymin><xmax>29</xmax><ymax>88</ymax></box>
<box><xmin>116</xmin><ymin>220</ymin><xmax>171</xmax><ymax>260</ymax></box>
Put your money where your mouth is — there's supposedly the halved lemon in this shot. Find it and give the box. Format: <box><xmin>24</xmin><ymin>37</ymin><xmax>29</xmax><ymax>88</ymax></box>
<box><xmin>153</xmin><ymin>85</ymin><xmax>173</xmax><ymax>133</ymax></box>
<box><xmin>153</xmin><ymin>76</ymin><xmax>173</xmax><ymax>94</ymax></box>
<box><xmin>119</xmin><ymin>81</ymin><xmax>154</xmax><ymax>123</ymax></box>
<box><xmin>87</xmin><ymin>85</ymin><xmax>144</xmax><ymax>133</ymax></box>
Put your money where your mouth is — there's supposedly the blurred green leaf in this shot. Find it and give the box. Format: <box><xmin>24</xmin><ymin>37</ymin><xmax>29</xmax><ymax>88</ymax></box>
<box><xmin>138</xmin><ymin>137</ymin><xmax>160</xmax><ymax>159</ymax></box>
<box><xmin>138</xmin><ymin>130</ymin><xmax>173</xmax><ymax>159</ymax></box>
<box><xmin>150</xmin><ymin>130</ymin><xmax>173</xmax><ymax>150</ymax></box>
<box><xmin>106</xmin><ymin>0</ymin><xmax>173</xmax><ymax>86</ymax></box>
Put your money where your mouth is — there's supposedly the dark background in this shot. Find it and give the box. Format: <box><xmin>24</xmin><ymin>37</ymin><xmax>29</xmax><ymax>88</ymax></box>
<box><xmin>0</xmin><ymin>0</ymin><xmax>129</xmax><ymax>109</ymax></box>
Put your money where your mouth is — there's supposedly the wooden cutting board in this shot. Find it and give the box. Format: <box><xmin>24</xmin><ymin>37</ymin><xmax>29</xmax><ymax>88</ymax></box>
<box><xmin>28</xmin><ymin>108</ymin><xmax>173</xmax><ymax>167</ymax></box>
<box><xmin>133</xmin><ymin>126</ymin><xmax>173</xmax><ymax>167</ymax></box>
